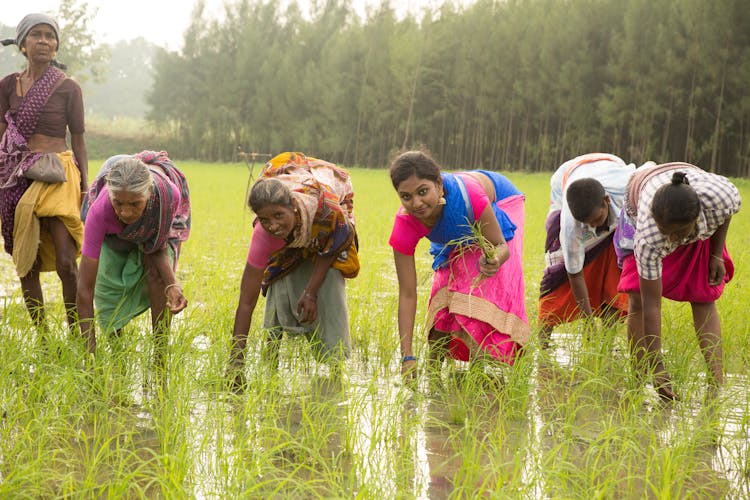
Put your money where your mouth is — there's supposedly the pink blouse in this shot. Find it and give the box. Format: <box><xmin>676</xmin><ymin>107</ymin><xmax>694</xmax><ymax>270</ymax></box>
<box><xmin>246</xmin><ymin>223</ymin><xmax>286</xmax><ymax>269</ymax></box>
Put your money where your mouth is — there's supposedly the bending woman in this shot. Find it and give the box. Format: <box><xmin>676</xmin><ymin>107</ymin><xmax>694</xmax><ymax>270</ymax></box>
<box><xmin>229</xmin><ymin>152</ymin><xmax>359</xmax><ymax>386</ymax></box>
<box><xmin>76</xmin><ymin>152</ymin><xmax>191</xmax><ymax>358</ymax></box>
<box><xmin>614</xmin><ymin>162</ymin><xmax>741</xmax><ymax>400</ymax></box>
<box><xmin>388</xmin><ymin>150</ymin><xmax>529</xmax><ymax>380</ymax></box>
<box><xmin>0</xmin><ymin>13</ymin><xmax>88</xmax><ymax>334</ymax></box>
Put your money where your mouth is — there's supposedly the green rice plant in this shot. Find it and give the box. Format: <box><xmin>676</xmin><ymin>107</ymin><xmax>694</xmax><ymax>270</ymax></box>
<box><xmin>0</xmin><ymin>165</ymin><xmax>748</xmax><ymax>497</ymax></box>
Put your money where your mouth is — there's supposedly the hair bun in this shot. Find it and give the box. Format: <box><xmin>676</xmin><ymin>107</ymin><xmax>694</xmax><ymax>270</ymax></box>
<box><xmin>671</xmin><ymin>171</ymin><xmax>689</xmax><ymax>186</ymax></box>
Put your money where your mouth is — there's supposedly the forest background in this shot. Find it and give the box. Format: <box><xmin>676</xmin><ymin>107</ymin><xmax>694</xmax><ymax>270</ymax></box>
<box><xmin>1</xmin><ymin>0</ymin><xmax>749</xmax><ymax>176</ymax></box>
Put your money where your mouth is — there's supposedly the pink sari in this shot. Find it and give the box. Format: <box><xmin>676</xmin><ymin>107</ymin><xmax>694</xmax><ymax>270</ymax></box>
<box><xmin>427</xmin><ymin>194</ymin><xmax>529</xmax><ymax>364</ymax></box>
<box><xmin>618</xmin><ymin>240</ymin><xmax>733</xmax><ymax>302</ymax></box>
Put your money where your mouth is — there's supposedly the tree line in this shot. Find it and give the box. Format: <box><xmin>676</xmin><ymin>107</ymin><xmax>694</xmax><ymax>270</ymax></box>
<box><xmin>3</xmin><ymin>0</ymin><xmax>749</xmax><ymax>175</ymax></box>
<box><xmin>147</xmin><ymin>0</ymin><xmax>750</xmax><ymax>175</ymax></box>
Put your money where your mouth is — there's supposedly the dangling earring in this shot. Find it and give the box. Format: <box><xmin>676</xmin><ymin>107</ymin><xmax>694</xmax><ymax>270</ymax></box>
<box><xmin>438</xmin><ymin>190</ymin><xmax>446</xmax><ymax>206</ymax></box>
<box><xmin>21</xmin><ymin>47</ymin><xmax>26</xmax><ymax>53</ymax></box>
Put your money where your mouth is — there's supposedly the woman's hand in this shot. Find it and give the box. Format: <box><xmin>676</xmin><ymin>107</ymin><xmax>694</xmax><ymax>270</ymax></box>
<box><xmin>708</xmin><ymin>255</ymin><xmax>726</xmax><ymax>286</ymax></box>
<box><xmin>165</xmin><ymin>284</ymin><xmax>188</xmax><ymax>314</ymax></box>
<box><xmin>478</xmin><ymin>242</ymin><xmax>510</xmax><ymax>277</ymax></box>
<box><xmin>297</xmin><ymin>290</ymin><xmax>318</xmax><ymax>324</ymax></box>
<box><xmin>401</xmin><ymin>358</ymin><xmax>417</xmax><ymax>385</ymax></box>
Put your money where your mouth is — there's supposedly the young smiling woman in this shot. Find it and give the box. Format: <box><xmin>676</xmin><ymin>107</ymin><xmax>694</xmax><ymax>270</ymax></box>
<box><xmin>388</xmin><ymin>150</ymin><xmax>529</xmax><ymax>384</ymax></box>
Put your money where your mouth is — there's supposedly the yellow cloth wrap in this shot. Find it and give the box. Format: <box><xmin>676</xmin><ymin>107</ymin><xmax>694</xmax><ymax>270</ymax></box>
<box><xmin>12</xmin><ymin>151</ymin><xmax>83</xmax><ymax>277</ymax></box>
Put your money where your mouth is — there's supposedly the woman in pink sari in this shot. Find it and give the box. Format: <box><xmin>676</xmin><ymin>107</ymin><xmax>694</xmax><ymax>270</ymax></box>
<box><xmin>0</xmin><ymin>14</ymin><xmax>87</xmax><ymax>335</ymax></box>
<box><xmin>388</xmin><ymin>150</ymin><xmax>529</xmax><ymax>382</ymax></box>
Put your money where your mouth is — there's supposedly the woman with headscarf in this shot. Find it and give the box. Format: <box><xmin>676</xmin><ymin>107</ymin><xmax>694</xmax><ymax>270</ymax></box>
<box><xmin>614</xmin><ymin>162</ymin><xmax>741</xmax><ymax>401</ymax></box>
<box><xmin>76</xmin><ymin>152</ymin><xmax>191</xmax><ymax>361</ymax></box>
<box><xmin>228</xmin><ymin>152</ymin><xmax>358</xmax><ymax>388</ymax></box>
<box><xmin>0</xmin><ymin>13</ymin><xmax>87</xmax><ymax>335</ymax></box>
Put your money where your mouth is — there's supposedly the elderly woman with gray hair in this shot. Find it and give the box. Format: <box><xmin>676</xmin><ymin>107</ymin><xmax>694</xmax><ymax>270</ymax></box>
<box><xmin>1</xmin><ymin>13</ymin><xmax>88</xmax><ymax>335</ymax></box>
<box><xmin>77</xmin><ymin>151</ymin><xmax>191</xmax><ymax>359</ymax></box>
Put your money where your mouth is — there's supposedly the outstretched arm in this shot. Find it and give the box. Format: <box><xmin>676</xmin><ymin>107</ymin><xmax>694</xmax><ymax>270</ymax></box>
<box><xmin>394</xmin><ymin>250</ymin><xmax>418</xmax><ymax>377</ymax></box>
<box><xmin>230</xmin><ymin>263</ymin><xmax>265</xmax><ymax>367</ymax></box>
<box><xmin>76</xmin><ymin>255</ymin><xmax>99</xmax><ymax>354</ymax></box>
<box><xmin>567</xmin><ymin>271</ymin><xmax>593</xmax><ymax>316</ymax></box>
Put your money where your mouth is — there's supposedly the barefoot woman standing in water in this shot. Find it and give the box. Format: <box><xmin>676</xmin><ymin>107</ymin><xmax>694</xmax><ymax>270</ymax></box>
<box><xmin>0</xmin><ymin>13</ymin><xmax>88</xmax><ymax>336</ymax></box>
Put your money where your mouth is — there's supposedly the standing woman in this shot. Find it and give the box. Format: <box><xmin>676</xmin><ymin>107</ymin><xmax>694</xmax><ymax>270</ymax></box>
<box><xmin>0</xmin><ymin>14</ymin><xmax>87</xmax><ymax>334</ymax></box>
<box><xmin>388</xmin><ymin>151</ymin><xmax>530</xmax><ymax>380</ymax></box>
<box><xmin>229</xmin><ymin>152</ymin><xmax>359</xmax><ymax>387</ymax></box>
<box><xmin>76</xmin><ymin>152</ymin><xmax>191</xmax><ymax>361</ymax></box>
<box><xmin>615</xmin><ymin>162</ymin><xmax>741</xmax><ymax>400</ymax></box>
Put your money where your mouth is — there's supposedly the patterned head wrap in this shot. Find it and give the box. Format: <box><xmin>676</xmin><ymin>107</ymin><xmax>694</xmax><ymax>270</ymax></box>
<box><xmin>1</xmin><ymin>13</ymin><xmax>65</xmax><ymax>69</ymax></box>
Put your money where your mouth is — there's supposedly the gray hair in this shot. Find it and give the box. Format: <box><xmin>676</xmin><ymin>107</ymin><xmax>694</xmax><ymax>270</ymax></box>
<box><xmin>248</xmin><ymin>178</ymin><xmax>293</xmax><ymax>213</ymax></box>
<box><xmin>105</xmin><ymin>157</ymin><xmax>153</xmax><ymax>197</ymax></box>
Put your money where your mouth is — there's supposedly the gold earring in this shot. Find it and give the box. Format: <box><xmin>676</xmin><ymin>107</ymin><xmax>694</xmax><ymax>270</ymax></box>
<box><xmin>438</xmin><ymin>191</ymin><xmax>446</xmax><ymax>206</ymax></box>
<box><xmin>21</xmin><ymin>47</ymin><xmax>26</xmax><ymax>53</ymax></box>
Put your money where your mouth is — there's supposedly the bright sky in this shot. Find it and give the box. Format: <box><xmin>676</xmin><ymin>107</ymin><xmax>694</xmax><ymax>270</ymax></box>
<box><xmin>1</xmin><ymin>0</ymin><xmax>461</xmax><ymax>50</ymax></box>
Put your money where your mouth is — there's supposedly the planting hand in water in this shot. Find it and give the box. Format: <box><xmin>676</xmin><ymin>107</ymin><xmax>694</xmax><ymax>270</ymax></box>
<box><xmin>614</xmin><ymin>163</ymin><xmax>740</xmax><ymax>401</ymax></box>
<box><xmin>388</xmin><ymin>150</ymin><xmax>530</xmax><ymax>384</ymax></box>
<box><xmin>229</xmin><ymin>153</ymin><xmax>358</xmax><ymax>390</ymax></box>
<box><xmin>77</xmin><ymin>152</ymin><xmax>191</xmax><ymax>359</ymax></box>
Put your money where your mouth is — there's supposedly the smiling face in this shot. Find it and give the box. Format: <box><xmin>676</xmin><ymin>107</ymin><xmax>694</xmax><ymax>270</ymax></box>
<box><xmin>22</xmin><ymin>24</ymin><xmax>58</xmax><ymax>63</ymax></box>
<box><xmin>255</xmin><ymin>203</ymin><xmax>298</xmax><ymax>239</ymax></box>
<box><xmin>109</xmin><ymin>190</ymin><xmax>148</xmax><ymax>226</ymax></box>
<box><xmin>396</xmin><ymin>174</ymin><xmax>443</xmax><ymax>226</ymax></box>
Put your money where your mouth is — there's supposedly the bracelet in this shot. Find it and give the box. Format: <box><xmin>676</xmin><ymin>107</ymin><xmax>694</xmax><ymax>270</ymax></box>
<box><xmin>164</xmin><ymin>283</ymin><xmax>182</xmax><ymax>297</ymax></box>
<box><xmin>576</xmin><ymin>297</ymin><xmax>590</xmax><ymax>304</ymax></box>
<box><xmin>303</xmin><ymin>289</ymin><xmax>317</xmax><ymax>300</ymax></box>
<box><xmin>402</xmin><ymin>355</ymin><xmax>417</xmax><ymax>363</ymax></box>
<box><xmin>710</xmin><ymin>254</ymin><xmax>724</xmax><ymax>263</ymax></box>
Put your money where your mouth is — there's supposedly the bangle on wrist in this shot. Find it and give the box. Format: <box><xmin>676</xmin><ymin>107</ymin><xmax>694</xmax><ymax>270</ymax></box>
<box><xmin>402</xmin><ymin>355</ymin><xmax>417</xmax><ymax>363</ymax></box>
<box><xmin>303</xmin><ymin>289</ymin><xmax>317</xmax><ymax>299</ymax></box>
<box><xmin>711</xmin><ymin>254</ymin><xmax>724</xmax><ymax>262</ymax></box>
<box><xmin>164</xmin><ymin>282</ymin><xmax>182</xmax><ymax>297</ymax></box>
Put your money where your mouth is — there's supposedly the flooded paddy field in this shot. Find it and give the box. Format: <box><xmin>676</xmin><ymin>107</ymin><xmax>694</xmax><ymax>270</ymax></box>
<box><xmin>1</xmin><ymin>165</ymin><xmax>748</xmax><ymax>497</ymax></box>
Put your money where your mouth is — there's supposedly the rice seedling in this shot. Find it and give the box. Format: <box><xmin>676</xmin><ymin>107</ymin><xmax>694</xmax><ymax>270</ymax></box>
<box><xmin>0</xmin><ymin>164</ymin><xmax>747</xmax><ymax>497</ymax></box>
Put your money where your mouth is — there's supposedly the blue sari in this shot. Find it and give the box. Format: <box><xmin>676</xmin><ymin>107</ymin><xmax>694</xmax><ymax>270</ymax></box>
<box><xmin>428</xmin><ymin>171</ymin><xmax>519</xmax><ymax>270</ymax></box>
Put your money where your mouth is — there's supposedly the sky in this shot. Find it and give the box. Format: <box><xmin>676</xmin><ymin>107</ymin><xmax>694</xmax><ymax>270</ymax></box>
<box><xmin>1</xmin><ymin>0</ymin><xmax>461</xmax><ymax>50</ymax></box>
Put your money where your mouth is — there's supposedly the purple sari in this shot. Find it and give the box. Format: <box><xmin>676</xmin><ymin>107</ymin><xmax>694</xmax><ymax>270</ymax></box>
<box><xmin>0</xmin><ymin>66</ymin><xmax>66</xmax><ymax>254</ymax></box>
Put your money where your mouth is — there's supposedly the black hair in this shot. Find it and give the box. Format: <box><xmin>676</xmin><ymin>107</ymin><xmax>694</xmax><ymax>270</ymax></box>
<box><xmin>566</xmin><ymin>178</ymin><xmax>606</xmax><ymax>222</ymax></box>
<box><xmin>651</xmin><ymin>171</ymin><xmax>700</xmax><ymax>226</ymax></box>
<box><xmin>389</xmin><ymin>150</ymin><xmax>442</xmax><ymax>189</ymax></box>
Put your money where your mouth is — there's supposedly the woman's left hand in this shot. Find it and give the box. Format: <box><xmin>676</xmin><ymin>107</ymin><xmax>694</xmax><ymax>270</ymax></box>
<box><xmin>166</xmin><ymin>285</ymin><xmax>188</xmax><ymax>314</ymax></box>
<box><xmin>297</xmin><ymin>290</ymin><xmax>318</xmax><ymax>324</ymax></box>
<box><xmin>708</xmin><ymin>255</ymin><xmax>726</xmax><ymax>286</ymax></box>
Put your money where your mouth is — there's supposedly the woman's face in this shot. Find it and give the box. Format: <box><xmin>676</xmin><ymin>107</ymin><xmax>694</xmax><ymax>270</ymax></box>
<box><xmin>110</xmin><ymin>190</ymin><xmax>148</xmax><ymax>225</ymax></box>
<box><xmin>656</xmin><ymin>218</ymin><xmax>698</xmax><ymax>242</ymax></box>
<box><xmin>582</xmin><ymin>196</ymin><xmax>610</xmax><ymax>228</ymax></box>
<box><xmin>256</xmin><ymin>203</ymin><xmax>298</xmax><ymax>239</ymax></box>
<box><xmin>22</xmin><ymin>24</ymin><xmax>58</xmax><ymax>63</ymax></box>
<box><xmin>396</xmin><ymin>174</ymin><xmax>443</xmax><ymax>226</ymax></box>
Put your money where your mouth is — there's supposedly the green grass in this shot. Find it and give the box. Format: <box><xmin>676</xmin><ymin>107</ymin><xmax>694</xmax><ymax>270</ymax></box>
<box><xmin>0</xmin><ymin>163</ymin><xmax>748</xmax><ymax>498</ymax></box>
